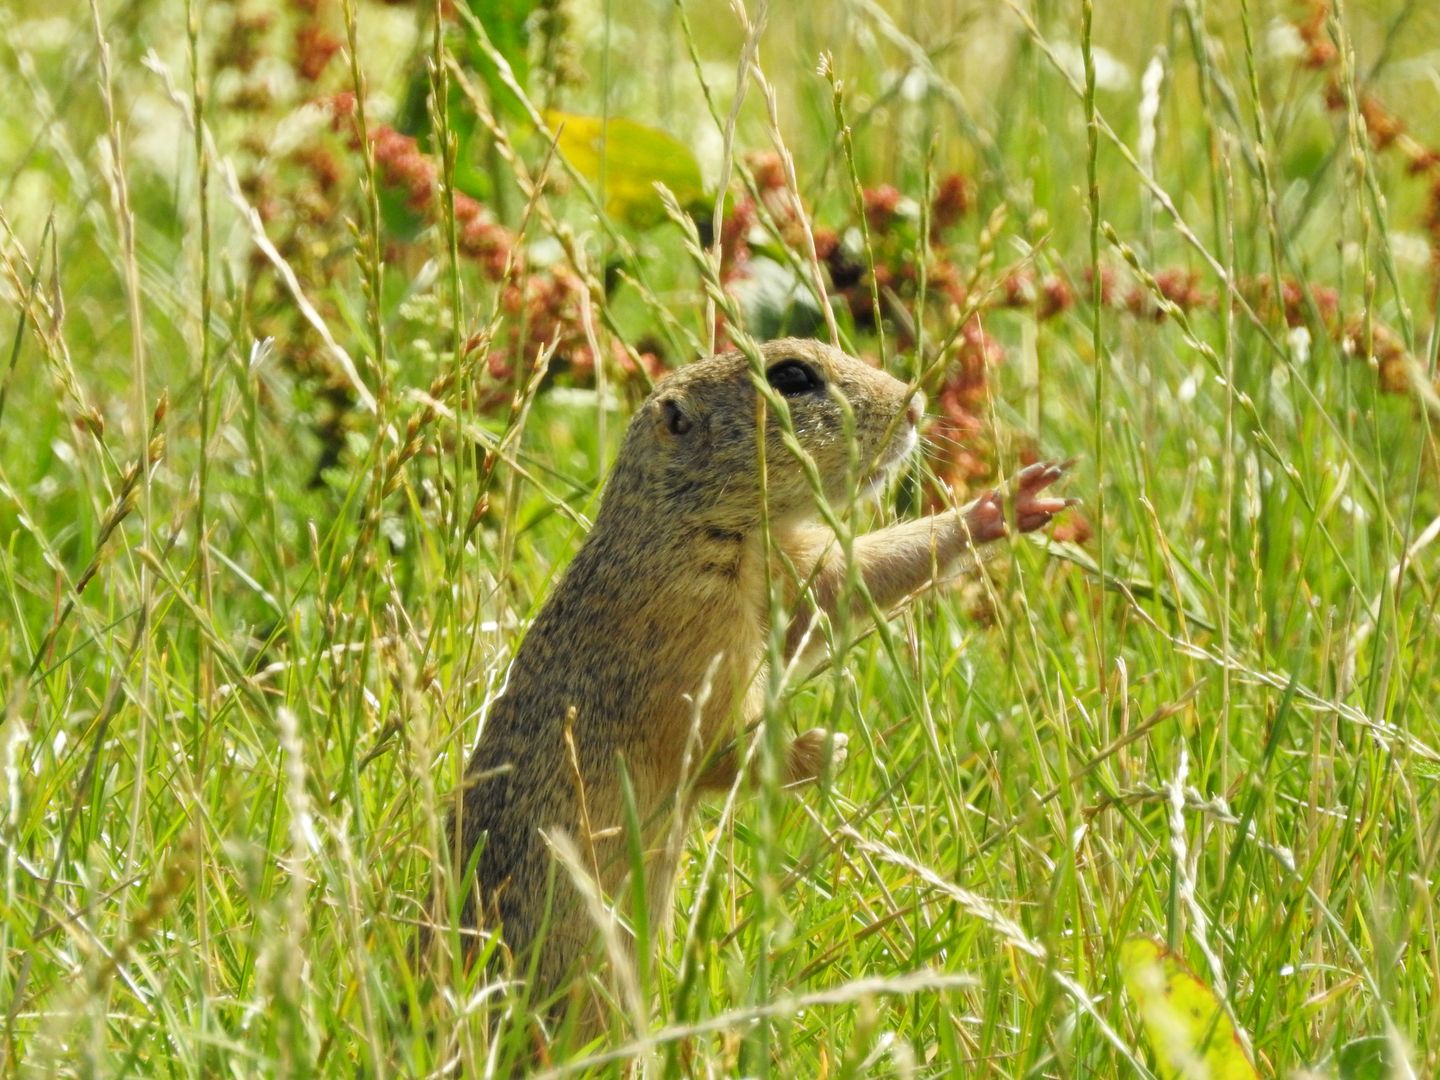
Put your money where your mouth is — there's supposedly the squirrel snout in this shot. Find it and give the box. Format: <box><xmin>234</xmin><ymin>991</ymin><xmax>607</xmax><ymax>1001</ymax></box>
<box><xmin>905</xmin><ymin>391</ymin><xmax>925</xmax><ymax>427</ymax></box>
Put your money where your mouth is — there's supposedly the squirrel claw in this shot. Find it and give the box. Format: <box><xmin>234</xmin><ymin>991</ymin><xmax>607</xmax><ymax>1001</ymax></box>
<box><xmin>965</xmin><ymin>460</ymin><xmax>1076</xmax><ymax>541</ymax></box>
<box><xmin>1011</xmin><ymin>459</ymin><xmax>1075</xmax><ymax>534</ymax></box>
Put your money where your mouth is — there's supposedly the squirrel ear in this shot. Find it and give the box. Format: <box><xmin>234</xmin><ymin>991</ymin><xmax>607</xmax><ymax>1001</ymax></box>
<box><xmin>656</xmin><ymin>397</ymin><xmax>692</xmax><ymax>437</ymax></box>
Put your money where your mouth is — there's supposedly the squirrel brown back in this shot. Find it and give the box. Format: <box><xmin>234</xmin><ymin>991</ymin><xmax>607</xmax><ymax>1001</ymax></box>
<box><xmin>446</xmin><ymin>337</ymin><xmax>1071</xmax><ymax>1019</ymax></box>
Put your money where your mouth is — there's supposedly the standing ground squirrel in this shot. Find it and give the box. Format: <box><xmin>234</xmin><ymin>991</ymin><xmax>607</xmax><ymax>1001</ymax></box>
<box><xmin>447</xmin><ymin>338</ymin><xmax>1071</xmax><ymax>1016</ymax></box>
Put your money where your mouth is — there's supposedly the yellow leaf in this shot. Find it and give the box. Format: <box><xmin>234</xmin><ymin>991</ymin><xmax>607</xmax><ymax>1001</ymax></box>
<box><xmin>1119</xmin><ymin>937</ymin><xmax>1258</xmax><ymax>1080</ymax></box>
<box><xmin>544</xmin><ymin>111</ymin><xmax>706</xmax><ymax>226</ymax></box>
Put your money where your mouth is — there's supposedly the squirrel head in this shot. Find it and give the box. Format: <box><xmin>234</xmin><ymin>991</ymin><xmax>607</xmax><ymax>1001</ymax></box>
<box><xmin>611</xmin><ymin>338</ymin><xmax>922</xmax><ymax>533</ymax></box>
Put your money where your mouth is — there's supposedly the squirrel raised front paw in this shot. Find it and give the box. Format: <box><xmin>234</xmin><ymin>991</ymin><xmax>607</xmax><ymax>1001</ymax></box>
<box><xmin>965</xmin><ymin>460</ymin><xmax>1076</xmax><ymax>543</ymax></box>
<box><xmin>785</xmin><ymin>727</ymin><xmax>849</xmax><ymax>786</ymax></box>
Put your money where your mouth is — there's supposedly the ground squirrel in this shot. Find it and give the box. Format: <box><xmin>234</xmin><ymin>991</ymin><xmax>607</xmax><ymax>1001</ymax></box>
<box><xmin>447</xmin><ymin>338</ymin><xmax>1070</xmax><ymax>1017</ymax></box>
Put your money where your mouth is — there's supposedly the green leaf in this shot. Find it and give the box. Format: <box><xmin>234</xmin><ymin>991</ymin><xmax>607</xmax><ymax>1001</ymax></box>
<box><xmin>544</xmin><ymin>111</ymin><xmax>707</xmax><ymax>227</ymax></box>
<box><xmin>1120</xmin><ymin>937</ymin><xmax>1258</xmax><ymax>1080</ymax></box>
<box><xmin>732</xmin><ymin>257</ymin><xmax>827</xmax><ymax>341</ymax></box>
<box><xmin>1337</xmin><ymin>1036</ymin><xmax>1401</xmax><ymax>1080</ymax></box>
<box><xmin>393</xmin><ymin>0</ymin><xmax>538</xmax><ymax>202</ymax></box>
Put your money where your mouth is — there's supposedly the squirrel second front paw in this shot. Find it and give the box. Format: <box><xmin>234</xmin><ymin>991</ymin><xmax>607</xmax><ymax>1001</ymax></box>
<box><xmin>784</xmin><ymin>727</ymin><xmax>849</xmax><ymax>786</ymax></box>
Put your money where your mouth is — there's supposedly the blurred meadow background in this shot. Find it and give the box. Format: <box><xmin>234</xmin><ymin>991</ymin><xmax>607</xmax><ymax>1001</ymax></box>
<box><xmin>3</xmin><ymin>0</ymin><xmax>1440</xmax><ymax>1074</ymax></box>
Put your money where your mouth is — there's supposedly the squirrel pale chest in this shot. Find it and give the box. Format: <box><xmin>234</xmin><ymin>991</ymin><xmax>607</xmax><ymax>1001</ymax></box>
<box><xmin>634</xmin><ymin>534</ymin><xmax>774</xmax><ymax>771</ymax></box>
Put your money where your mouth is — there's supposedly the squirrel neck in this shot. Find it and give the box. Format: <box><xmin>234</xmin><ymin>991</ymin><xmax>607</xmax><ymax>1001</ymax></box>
<box><xmin>563</xmin><ymin>456</ymin><xmax>799</xmax><ymax>621</ymax></box>
<box><xmin>588</xmin><ymin>491</ymin><xmax>766</xmax><ymax>587</ymax></box>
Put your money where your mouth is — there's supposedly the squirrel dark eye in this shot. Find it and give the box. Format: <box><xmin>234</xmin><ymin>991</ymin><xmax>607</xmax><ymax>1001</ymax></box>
<box><xmin>766</xmin><ymin>359</ymin><xmax>822</xmax><ymax>397</ymax></box>
<box><xmin>662</xmin><ymin>399</ymin><xmax>692</xmax><ymax>436</ymax></box>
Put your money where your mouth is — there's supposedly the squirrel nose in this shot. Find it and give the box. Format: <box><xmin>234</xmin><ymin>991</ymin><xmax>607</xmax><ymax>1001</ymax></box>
<box><xmin>906</xmin><ymin>391</ymin><xmax>925</xmax><ymax>426</ymax></box>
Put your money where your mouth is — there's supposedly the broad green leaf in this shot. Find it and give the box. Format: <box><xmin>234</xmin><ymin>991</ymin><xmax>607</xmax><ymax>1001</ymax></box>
<box><xmin>1337</xmin><ymin>1035</ymin><xmax>1406</xmax><ymax>1080</ymax></box>
<box><xmin>732</xmin><ymin>256</ymin><xmax>827</xmax><ymax>340</ymax></box>
<box><xmin>1120</xmin><ymin>937</ymin><xmax>1258</xmax><ymax>1080</ymax></box>
<box><xmin>393</xmin><ymin>0</ymin><xmax>537</xmax><ymax>201</ymax></box>
<box><xmin>461</xmin><ymin>0</ymin><xmax>535</xmax><ymax>117</ymax></box>
<box><xmin>544</xmin><ymin>111</ymin><xmax>706</xmax><ymax>226</ymax></box>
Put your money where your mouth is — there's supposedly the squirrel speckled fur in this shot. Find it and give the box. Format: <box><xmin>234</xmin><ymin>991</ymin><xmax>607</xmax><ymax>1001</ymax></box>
<box><xmin>446</xmin><ymin>338</ymin><xmax>1070</xmax><ymax>1017</ymax></box>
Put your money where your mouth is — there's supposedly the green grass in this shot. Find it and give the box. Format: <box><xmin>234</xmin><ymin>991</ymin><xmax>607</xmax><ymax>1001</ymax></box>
<box><xmin>3</xmin><ymin>0</ymin><xmax>1439</xmax><ymax>1075</ymax></box>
